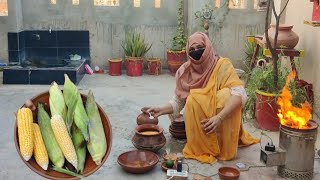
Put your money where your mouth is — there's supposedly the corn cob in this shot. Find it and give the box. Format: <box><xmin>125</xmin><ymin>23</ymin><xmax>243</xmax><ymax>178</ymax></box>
<box><xmin>49</xmin><ymin>81</ymin><xmax>68</xmax><ymax>130</ymax></box>
<box><xmin>86</xmin><ymin>90</ymin><xmax>107</xmax><ymax>165</ymax></box>
<box><xmin>17</xmin><ymin>107</ymin><xmax>34</xmax><ymax>161</ymax></box>
<box><xmin>38</xmin><ymin>103</ymin><xmax>65</xmax><ymax>168</ymax></box>
<box><xmin>33</xmin><ymin>123</ymin><xmax>49</xmax><ymax>170</ymax></box>
<box><xmin>71</xmin><ymin>124</ymin><xmax>86</xmax><ymax>174</ymax></box>
<box><xmin>51</xmin><ymin>115</ymin><xmax>78</xmax><ymax>170</ymax></box>
<box><xmin>63</xmin><ymin>74</ymin><xmax>89</xmax><ymax>141</ymax></box>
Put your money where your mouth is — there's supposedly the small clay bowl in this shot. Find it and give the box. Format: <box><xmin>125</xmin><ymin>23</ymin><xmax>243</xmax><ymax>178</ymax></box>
<box><xmin>169</xmin><ymin>125</ymin><xmax>185</xmax><ymax>132</ymax></box>
<box><xmin>218</xmin><ymin>166</ymin><xmax>240</xmax><ymax>180</ymax></box>
<box><xmin>117</xmin><ymin>150</ymin><xmax>159</xmax><ymax>174</ymax></box>
<box><xmin>169</xmin><ymin>126</ymin><xmax>186</xmax><ymax>133</ymax></box>
<box><xmin>162</xmin><ymin>152</ymin><xmax>184</xmax><ymax>161</ymax></box>
<box><xmin>161</xmin><ymin>161</ymin><xmax>177</xmax><ymax>172</ymax></box>
<box><xmin>169</xmin><ymin>128</ymin><xmax>186</xmax><ymax>139</ymax></box>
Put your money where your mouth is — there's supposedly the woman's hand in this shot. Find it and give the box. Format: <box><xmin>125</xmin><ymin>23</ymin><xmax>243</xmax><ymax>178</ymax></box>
<box><xmin>201</xmin><ymin>115</ymin><xmax>222</xmax><ymax>134</ymax></box>
<box><xmin>144</xmin><ymin>106</ymin><xmax>164</xmax><ymax>118</ymax></box>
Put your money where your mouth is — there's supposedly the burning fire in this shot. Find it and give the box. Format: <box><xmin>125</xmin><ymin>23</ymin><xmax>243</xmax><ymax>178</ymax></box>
<box><xmin>277</xmin><ymin>71</ymin><xmax>312</xmax><ymax>129</ymax></box>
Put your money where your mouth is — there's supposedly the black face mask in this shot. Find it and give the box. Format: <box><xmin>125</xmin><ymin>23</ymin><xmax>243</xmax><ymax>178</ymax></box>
<box><xmin>189</xmin><ymin>48</ymin><xmax>205</xmax><ymax>60</ymax></box>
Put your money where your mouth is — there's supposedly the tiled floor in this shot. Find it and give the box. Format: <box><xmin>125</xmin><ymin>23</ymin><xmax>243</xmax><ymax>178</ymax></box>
<box><xmin>1</xmin><ymin>72</ymin><xmax>319</xmax><ymax>180</ymax></box>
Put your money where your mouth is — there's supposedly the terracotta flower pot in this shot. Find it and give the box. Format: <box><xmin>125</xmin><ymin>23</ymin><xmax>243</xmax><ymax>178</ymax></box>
<box><xmin>132</xmin><ymin>124</ymin><xmax>166</xmax><ymax>152</ymax></box>
<box><xmin>125</xmin><ymin>57</ymin><xmax>144</xmax><ymax>76</ymax></box>
<box><xmin>166</xmin><ymin>50</ymin><xmax>186</xmax><ymax>75</ymax></box>
<box><xmin>147</xmin><ymin>58</ymin><xmax>162</xmax><ymax>75</ymax></box>
<box><xmin>267</xmin><ymin>24</ymin><xmax>299</xmax><ymax>49</ymax></box>
<box><xmin>255</xmin><ymin>90</ymin><xmax>280</xmax><ymax>131</ymax></box>
<box><xmin>108</xmin><ymin>58</ymin><xmax>122</xmax><ymax>76</ymax></box>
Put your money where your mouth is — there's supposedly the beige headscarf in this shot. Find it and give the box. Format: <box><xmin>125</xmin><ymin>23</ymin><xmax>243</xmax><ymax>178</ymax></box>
<box><xmin>175</xmin><ymin>32</ymin><xmax>220</xmax><ymax>99</ymax></box>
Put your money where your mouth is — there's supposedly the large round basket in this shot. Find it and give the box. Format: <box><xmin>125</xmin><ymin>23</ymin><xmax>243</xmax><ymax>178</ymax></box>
<box><xmin>14</xmin><ymin>91</ymin><xmax>112</xmax><ymax>179</ymax></box>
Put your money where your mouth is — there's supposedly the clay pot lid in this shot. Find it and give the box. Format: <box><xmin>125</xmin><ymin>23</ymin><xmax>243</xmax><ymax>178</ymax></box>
<box><xmin>218</xmin><ymin>166</ymin><xmax>240</xmax><ymax>180</ymax></box>
<box><xmin>135</xmin><ymin>124</ymin><xmax>164</xmax><ymax>135</ymax></box>
<box><xmin>117</xmin><ymin>150</ymin><xmax>159</xmax><ymax>174</ymax></box>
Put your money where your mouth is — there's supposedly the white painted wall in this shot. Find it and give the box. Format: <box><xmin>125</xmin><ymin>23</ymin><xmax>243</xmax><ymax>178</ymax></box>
<box><xmin>273</xmin><ymin>0</ymin><xmax>320</xmax><ymax>119</ymax></box>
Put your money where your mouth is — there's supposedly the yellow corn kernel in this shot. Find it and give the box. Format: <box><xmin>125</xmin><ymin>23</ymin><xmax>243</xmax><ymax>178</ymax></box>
<box><xmin>17</xmin><ymin>108</ymin><xmax>34</xmax><ymax>161</ymax></box>
<box><xmin>33</xmin><ymin>123</ymin><xmax>49</xmax><ymax>170</ymax></box>
<box><xmin>51</xmin><ymin>115</ymin><xmax>78</xmax><ymax>170</ymax></box>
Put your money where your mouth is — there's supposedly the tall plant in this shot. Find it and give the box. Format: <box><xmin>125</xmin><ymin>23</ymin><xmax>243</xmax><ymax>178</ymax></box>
<box><xmin>170</xmin><ymin>0</ymin><xmax>187</xmax><ymax>51</ymax></box>
<box><xmin>264</xmin><ymin>0</ymin><xmax>290</xmax><ymax>91</ymax></box>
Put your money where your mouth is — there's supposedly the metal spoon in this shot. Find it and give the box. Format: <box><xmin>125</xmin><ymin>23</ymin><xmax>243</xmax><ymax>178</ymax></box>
<box><xmin>148</xmin><ymin>112</ymin><xmax>154</xmax><ymax>119</ymax></box>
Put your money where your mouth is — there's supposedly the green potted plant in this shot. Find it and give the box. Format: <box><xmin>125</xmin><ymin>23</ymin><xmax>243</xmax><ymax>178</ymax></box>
<box><xmin>121</xmin><ymin>32</ymin><xmax>152</xmax><ymax>76</ymax></box>
<box><xmin>245</xmin><ymin>61</ymin><xmax>288</xmax><ymax>131</ymax></box>
<box><xmin>166</xmin><ymin>0</ymin><xmax>187</xmax><ymax>75</ymax></box>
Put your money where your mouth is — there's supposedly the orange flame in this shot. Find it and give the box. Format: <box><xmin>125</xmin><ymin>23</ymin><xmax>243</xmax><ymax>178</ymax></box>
<box><xmin>277</xmin><ymin>71</ymin><xmax>312</xmax><ymax>129</ymax></box>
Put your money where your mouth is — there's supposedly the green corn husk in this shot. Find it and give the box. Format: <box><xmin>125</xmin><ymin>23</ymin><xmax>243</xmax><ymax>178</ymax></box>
<box><xmin>71</xmin><ymin>124</ymin><xmax>86</xmax><ymax>174</ymax></box>
<box><xmin>49</xmin><ymin>81</ymin><xmax>67</xmax><ymax>123</ymax></box>
<box><xmin>63</xmin><ymin>74</ymin><xmax>89</xmax><ymax>141</ymax></box>
<box><xmin>52</xmin><ymin>165</ymin><xmax>83</xmax><ymax>178</ymax></box>
<box><xmin>37</xmin><ymin>103</ymin><xmax>65</xmax><ymax>168</ymax></box>
<box><xmin>85</xmin><ymin>90</ymin><xmax>107</xmax><ymax>165</ymax></box>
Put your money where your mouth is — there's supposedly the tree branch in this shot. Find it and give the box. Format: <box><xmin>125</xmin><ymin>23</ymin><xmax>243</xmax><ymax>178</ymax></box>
<box><xmin>265</xmin><ymin>0</ymin><xmax>273</xmax><ymax>53</ymax></box>
<box><xmin>279</xmin><ymin>0</ymin><xmax>290</xmax><ymax>17</ymax></box>
<box><xmin>271</xmin><ymin>0</ymin><xmax>278</xmax><ymax>19</ymax></box>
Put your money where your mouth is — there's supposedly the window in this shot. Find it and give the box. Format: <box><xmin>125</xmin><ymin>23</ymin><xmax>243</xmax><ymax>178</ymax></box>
<box><xmin>216</xmin><ymin>0</ymin><xmax>221</xmax><ymax>8</ymax></box>
<box><xmin>155</xmin><ymin>0</ymin><xmax>160</xmax><ymax>8</ymax></box>
<box><xmin>94</xmin><ymin>0</ymin><xmax>119</xmax><ymax>6</ymax></box>
<box><xmin>134</xmin><ymin>0</ymin><xmax>140</xmax><ymax>7</ymax></box>
<box><xmin>229</xmin><ymin>0</ymin><xmax>246</xmax><ymax>9</ymax></box>
<box><xmin>73</xmin><ymin>0</ymin><xmax>79</xmax><ymax>5</ymax></box>
<box><xmin>0</xmin><ymin>0</ymin><xmax>8</xmax><ymax>16</ymax></box>
<box><xmin>51</xmin><ymin>0</ymin><xmax>57</xmax><ymax>5</ymax></box>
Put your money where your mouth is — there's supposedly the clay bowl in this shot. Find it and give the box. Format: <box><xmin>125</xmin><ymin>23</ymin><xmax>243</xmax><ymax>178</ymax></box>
<box><xmin>169</xmin><ymin>126</ymin><xmax>186</xmax><ymax>133</ymax></box>
<box><xmin>161</xmin><ymin>161</ymin><xmax>177</xmax><ymax>172</ymax></box>
<box><xmin>170</xmin><ymin>124</ymin><xmax>185</xmax><ymax>131</ymax></box>
<box><xmin>218</xmin><ymin>166</ymin><xmax>240</xmax><ymax>180</ymax></box>
<box><xmin>169</xmin><ymin>128</ymin><xmax>186</xmax><ymax>139</ymax></box>
<box><xmin>117</xmin><ymin>150</ymin><xmax>159</xmax><ymax>174</ymax></box>
<box><xmin>14</xmin><ymin>91</ymin><xmax>112</xmax><ymax>180</ymax></box>
<box><xmin>162</xmin><ymin>152</ymin><xmax>184</xmax><ymax>161</ymax></box>
<box><xmin>132</xmin><ymin>124</ymin><xmax>166</xmax><ymax>152</ymax></box>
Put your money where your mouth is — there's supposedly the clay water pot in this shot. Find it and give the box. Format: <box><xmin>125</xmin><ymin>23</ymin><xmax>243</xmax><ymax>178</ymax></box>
<box><xmin>136</xmin><ymin>107</ymin><xmax>158</xmax><ymax>125</ymax></box>
<box><xmin>132</xmin><ymin>124</ymin><xmax>166</xmax><ymax>152</ymax></box>
<box><xmin>267</xmin><ymin>24</ymin><xmax>299</xmax><ymax>49</ymax></box>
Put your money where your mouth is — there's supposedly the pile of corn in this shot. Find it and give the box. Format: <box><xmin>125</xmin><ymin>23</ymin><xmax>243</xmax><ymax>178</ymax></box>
<box><xmin>16</xmin><ymin>74</ymin><xmax>107</xmax><ymax>175</ymax></box>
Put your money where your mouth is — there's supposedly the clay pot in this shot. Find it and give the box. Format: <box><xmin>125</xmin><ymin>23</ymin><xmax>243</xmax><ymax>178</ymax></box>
<box><xmin>267</xmin><ymin>24</ymin><xmax>299</xmax><ymax>49</ymax></box>
<box><xmin>136</xmin><ymin>107</ymin><xmax>158</xmax><ymax>125</ymax></box>
<box><xmin>132</xmin><ymin>124</ymin><xmax>166</xmax><ymax>152</ymax></box>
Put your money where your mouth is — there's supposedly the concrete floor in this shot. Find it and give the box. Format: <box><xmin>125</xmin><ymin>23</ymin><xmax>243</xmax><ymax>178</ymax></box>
<box><xmin>1</xmin><ymin>71</ymin><xmax>320</xmax><ymax>180</ymax></box>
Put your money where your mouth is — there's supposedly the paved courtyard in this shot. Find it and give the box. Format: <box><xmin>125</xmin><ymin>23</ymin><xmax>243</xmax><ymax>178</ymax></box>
<box><xmin>1</xmin><ymin>71</ymin><xmax>320</xmax><ymax>180</ymax></box>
